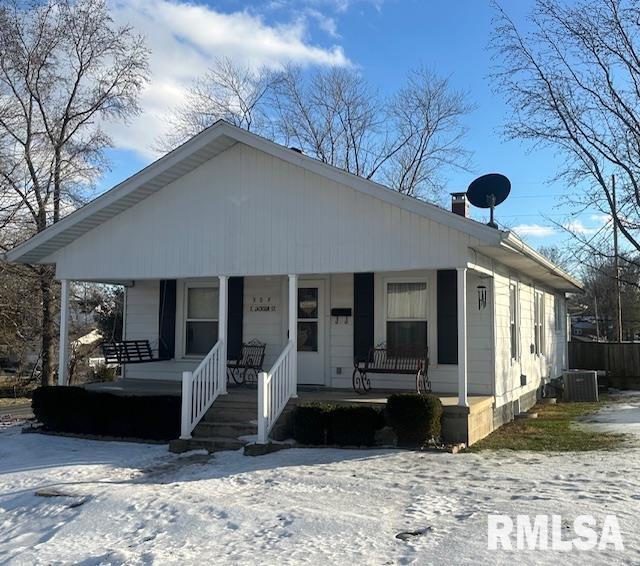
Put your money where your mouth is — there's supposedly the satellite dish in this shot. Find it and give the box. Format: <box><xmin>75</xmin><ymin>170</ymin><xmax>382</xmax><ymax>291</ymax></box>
<box><xmin>467</xmin><ymin>173</ymin><xmax>511</xmax><ymax>228</ymax></box>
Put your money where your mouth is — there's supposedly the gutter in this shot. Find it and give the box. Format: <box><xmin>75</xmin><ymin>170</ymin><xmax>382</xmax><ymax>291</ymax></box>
<box><xmin>499</xmin><ymin>231</ymin><xmax>583</xmax><ymax>291</ymax></box>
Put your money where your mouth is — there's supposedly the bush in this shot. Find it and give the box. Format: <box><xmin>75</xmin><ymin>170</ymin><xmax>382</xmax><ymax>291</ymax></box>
<box><xmin>32</xmin><ymin>386</ymin><xmax>180</xmax><ymax>440</ymax></box>
<box><xmin>92</xmin><ymin>364</ymin><xmax>117</xmax><ymax>382</ymax></box>
<box><xmin>291</xmin><ymin>403</ymin><xmax>332</xmax><ymax>445</ymax></box>
<box><xmin>386</xmin><ymin>393</ymin><xmax>443</xmax><ymax>448</ymax></box>
<box><xmin>291</xmin><ymin>403</ymin><xmax>384</xmax><ymax>446</ymax></box>
<box><xmin>328</xmin><ymin>405</ymin><xmax>383</xmax><ymax>446</ymax></box>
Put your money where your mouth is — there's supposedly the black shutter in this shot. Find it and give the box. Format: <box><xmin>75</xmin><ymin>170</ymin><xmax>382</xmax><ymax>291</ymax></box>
<box><xmin>227</xmin><ymin>277</ymin><xmax>244</xmax><ymax>361</ymax></box>
<box><xmin>353</xmin><ymin>273</ymin><xmax>375</xmax><ymax>361</ymax></box>
<box><xmin>158</xmin><ymin>280</ymin><xmax>177</xmax><ymax>359</ymax></box>
<box><xmin>437</xmin><ymin>270</ymin><xmax>458</xmax><ymax>364</ymax></box>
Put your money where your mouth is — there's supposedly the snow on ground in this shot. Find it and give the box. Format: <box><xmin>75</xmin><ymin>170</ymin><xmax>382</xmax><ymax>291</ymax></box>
<box><xmin>0</xmin><ymin>396</ymin><xmax>639</xmax><ymax>565</ymax></box>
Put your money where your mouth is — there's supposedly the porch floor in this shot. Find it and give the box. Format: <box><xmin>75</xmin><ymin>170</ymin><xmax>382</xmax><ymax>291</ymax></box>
<box><xmin>83</xmin><ymin>379</ymin><xmax>493</xmax><ymax>410</ymax></box>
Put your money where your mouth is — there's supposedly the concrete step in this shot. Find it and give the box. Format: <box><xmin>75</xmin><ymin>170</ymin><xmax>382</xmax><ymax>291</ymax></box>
<box><xmin>193</xmin><ymin>421</ymin><xmax>257</xmax><ymax>438</ymax></box>
<box><xmin>169</xmin><ymin>435</ymin><xmax>246</xmax><ymax>453</ymax></box>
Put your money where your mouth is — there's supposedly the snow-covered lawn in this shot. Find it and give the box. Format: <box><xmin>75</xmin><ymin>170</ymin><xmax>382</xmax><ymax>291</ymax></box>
<box><xmin>1</xmin><ymin>396</ymin><xmax>639</xmax><ymax>565</ymax></box>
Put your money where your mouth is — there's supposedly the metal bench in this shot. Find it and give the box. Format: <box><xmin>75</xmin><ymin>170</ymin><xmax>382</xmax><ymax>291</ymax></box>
<box><xmin>227</xmin><ymin>340</ymin><xmax>266</xmax><ymax>385</ymax></box>
<box><xmin>101</xmin><ymin>340</ymin><xmax>165</xmax><ymax>365</ymax></box>
<box><xmin>352</xmin><ymin>344</ymin><xmax>430</xmax><ymax>394</ymax></box>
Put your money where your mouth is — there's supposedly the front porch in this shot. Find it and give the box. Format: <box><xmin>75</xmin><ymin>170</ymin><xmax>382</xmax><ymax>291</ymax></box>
<box><xmin>84</xmin><ymin>379</ymin><xmax>496</xmax><ymax>447</ymax></box>
<box><xmin>60</xmin><ymin>266</ymin><xmax>495</xmax><ymax>446</ymax></box>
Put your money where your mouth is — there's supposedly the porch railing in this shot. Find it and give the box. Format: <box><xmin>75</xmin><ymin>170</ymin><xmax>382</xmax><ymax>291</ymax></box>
<box><xmin>257</xmin><ymin>340</ymin><xmax>296</xmax><ymax>444</ymax></box>
<box><xmin>180</xmin><ymin>340</ymin><xmax>225</xmax><ymax>439</ymax></box>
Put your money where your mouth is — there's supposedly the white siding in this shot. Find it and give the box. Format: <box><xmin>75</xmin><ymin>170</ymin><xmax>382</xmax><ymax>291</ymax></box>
<box><xmin>50</xmin><ymin>143</ymin><xmax>479</xmax><ymax>280</ymax></box>
<box><xmin>243</xmin><ymin>276</ymin><xmax>287</xmax><ymax>369</ymax></box>
<box><xmin>488</xmin><ymin>255</ymin><xmax>568</xmax><ymax>409</ymax></box>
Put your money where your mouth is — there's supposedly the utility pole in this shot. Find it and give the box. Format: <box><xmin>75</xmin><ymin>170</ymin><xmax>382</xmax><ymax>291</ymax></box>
<box><xmin>612</xmin><ymin>174</ymin><xmax>623</xmax><ymax>342</ymax></box>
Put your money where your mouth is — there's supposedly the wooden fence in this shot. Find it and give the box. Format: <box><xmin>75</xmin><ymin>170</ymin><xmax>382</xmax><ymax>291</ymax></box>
<box><xmin>569</xmin><ymin>341</ymin><xmax>640</xmax><ymax>387</ymax></box>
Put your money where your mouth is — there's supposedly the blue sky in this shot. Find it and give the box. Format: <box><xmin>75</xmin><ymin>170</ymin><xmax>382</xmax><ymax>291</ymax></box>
<box><xmin>102</xmin><ymin>0</ymin><xmax>608</xmax><ymax>249</ymax></box>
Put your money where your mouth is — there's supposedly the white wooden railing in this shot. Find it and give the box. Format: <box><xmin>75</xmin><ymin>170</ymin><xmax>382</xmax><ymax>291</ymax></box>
<box><xmin>257</xmin><ymin>340</ymin><xmax>296</xmax><ymax>444</ymax></box>
<box><xmin>180</xmin><ymin>340</ymin><xmax>226</xmax><ymax>439</ymax></box>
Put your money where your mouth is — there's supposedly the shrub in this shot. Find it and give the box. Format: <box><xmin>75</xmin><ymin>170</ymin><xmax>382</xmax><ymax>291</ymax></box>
<box><xmin>92</xmin><ymin>364</ymin><xmax>117</xmax><ymax>382</ymax></box>
<box><xmin>386</xmin><ymin>393</ymin><xmax>443</xmax><ymax>448</ymax></box>
<box><xmin>291</xmin><ymin>403</ymin><xmax>385</xmax><ymax>446</ymax></box>
<box><xmin>291</xmin><ymin>403</ymin><xmax>332</xmax><ymax>445</ymax></box>
<box><xmin>32</xmin><ymin>386</ymin><xmax>180</xmax><ymax>440</ymax></box>
<box><xmin>328</xmin><ymin>405</ymin><xmax>384</xmax><ymax>446</ymax></box>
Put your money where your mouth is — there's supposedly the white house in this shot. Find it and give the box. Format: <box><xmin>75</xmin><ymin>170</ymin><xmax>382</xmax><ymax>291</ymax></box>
<box><xmin>5</xmin><ymin>121</ymin><xmax>581</xmax><ymax>447</ymax></box>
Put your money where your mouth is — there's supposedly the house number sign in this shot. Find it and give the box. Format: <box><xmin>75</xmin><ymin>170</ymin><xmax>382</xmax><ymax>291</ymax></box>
<box><xmin>249</xmin><ymin>295</ymin><xmax>277</xmax><ymax>313</ymax></box>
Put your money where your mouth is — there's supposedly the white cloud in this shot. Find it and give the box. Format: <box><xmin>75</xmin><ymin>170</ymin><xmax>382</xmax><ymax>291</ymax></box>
<box><xmin>563</xmin><ymin>219</ymin><xmax>598</xmax><ymax>235</ymax></box>
<box><xmin>106</xmin><ymin>0</ymin><xmax>351</xmax><ymax>159</ymax></box>
<box><xmin>589</xmin><ymin>213</ymin><xmax>611</xmax><ymax>225</ymax></box>
<box><xmin>512</xmin><ymin>224</ymin><xmax>557</xmax><ymax>238</ymax></box>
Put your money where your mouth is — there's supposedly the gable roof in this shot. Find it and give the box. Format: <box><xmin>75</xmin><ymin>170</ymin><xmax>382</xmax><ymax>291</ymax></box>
<box><xmin>3</xmin><ymin>120</ymin><xmax>581</xmax><ymax>291</ymax></box>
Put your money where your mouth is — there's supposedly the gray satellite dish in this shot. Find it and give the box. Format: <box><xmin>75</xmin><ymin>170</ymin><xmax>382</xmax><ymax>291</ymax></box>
<box><xmin>467</xmin><ymin>173</ymin><xmax>511</xmax><ymax>228</ymax></box>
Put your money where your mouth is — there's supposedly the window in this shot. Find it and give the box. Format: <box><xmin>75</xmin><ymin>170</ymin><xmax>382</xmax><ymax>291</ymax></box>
<box><xmin>185</xmin><ymin>287</ymin><xmax>218</xmax><ymax>355</ymax></box>
<box><xmin>509</xmin><ymin>283</ymin><xmax>518</xmax><ymax>360</ymax></box>
<box><xmin>554</xmin><ymin>296</ymin><xmax>563</xmax><ymax>332</ymax></box>
<box><xmin>534</xmin><ymin>291</ymin><xmax>545</xmax><ymax>356</ymax></box>
<box><xmin>386</xmin><ymin>281</ymin><xmax>428</xmax><ymax>355</ymax></box>
<box><xmin>298</xmin><ymin>287</ymin><xmax>319</xmax><ymax>352</ymax></box>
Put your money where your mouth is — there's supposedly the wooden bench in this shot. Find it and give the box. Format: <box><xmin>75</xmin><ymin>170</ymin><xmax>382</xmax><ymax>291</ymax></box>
<box><xmin>227</xmin><ymin>340</ymin><xmax>266</xmax><ymax>385</ymax></box>
<box><xmin>352</xmin><ymin>344</ymin><xmax>430</xmax><ymax>394</ymax></box>
<box><xmin>101</xmin><ymin>340</ymin><xmax>165</xmax><ymax>365</ymax></box>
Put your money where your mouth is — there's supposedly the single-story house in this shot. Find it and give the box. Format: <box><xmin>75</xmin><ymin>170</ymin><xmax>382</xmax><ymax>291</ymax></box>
<box><xmin>5</xmin><ymin>120</ymin><xmax>581</xmax><ymax>447</ymax></box>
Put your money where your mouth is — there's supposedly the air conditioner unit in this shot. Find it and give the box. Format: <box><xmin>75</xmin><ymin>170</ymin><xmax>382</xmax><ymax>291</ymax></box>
<box><xmin>563</xmin><ymin>370</ymin><xmax>598</xmax><ymax>402</ymax></box>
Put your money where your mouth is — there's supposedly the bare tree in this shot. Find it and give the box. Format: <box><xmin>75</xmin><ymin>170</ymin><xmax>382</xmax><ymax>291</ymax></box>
<box><xmin>491</xmin><ymin>0</ymin><xmax>640</xmax><ymax>258</ymax></box>
<box><xmin>384</xmin><ymin>67</ymin><xmax>472</xmax><ymax>198</ymax></box>
<box><xmin>161</xmin><ymin>60</ymin><xmax>472</xmax><ymax>202</ymax></box>
<box><xmin>0</xmin><ymin>0</ymin><xmax>149</xmax><ymax>385</ymax></box>
<box><xmin>274</xmin><ymin>65</ymin><xmax>471</xmax><ymax>199</ymax></box>
<box><xmin>157</xmin><ymin>57</ymin><xmax>280</xmax><ymax>152</ymax></box>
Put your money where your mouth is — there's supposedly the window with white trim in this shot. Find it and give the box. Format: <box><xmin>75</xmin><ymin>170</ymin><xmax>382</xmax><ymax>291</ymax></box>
<box><xmin>185</xmin><ymin>286</ymin><xmax>218</xmax><ymax>355</ymax></box>
<box><xmin>509</xmin><ymin>283</ymin><xmax>518</xmax><ymax>360</ymax></box>
<box><xmin>386</xmin><ymin>281</ymin><xmax>428</xmax><ymax>355</ymax></box>
<box><xmin>534</xmin><ymin>291</ymin><xmax>545</xmax><ymax>355</ymax></box>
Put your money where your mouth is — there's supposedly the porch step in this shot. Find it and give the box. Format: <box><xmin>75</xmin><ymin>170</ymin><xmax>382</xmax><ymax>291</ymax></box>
<box><xmin>193</xmin><ymin>421</ymin><xmax>257</xmax><ymax>438</ymax></box>
<box><xmin>169</xmin><ymin>390</ymin><xmax>293</xmax><ymax>454</ymax></box>
<box><xmin>170</xmin><ymin>435</ymin><xmax>247</xmax><ymax>453</ymax></box>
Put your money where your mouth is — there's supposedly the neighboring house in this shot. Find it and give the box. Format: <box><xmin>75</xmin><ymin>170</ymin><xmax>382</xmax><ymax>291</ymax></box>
<box><xmin>4</xmin><ymin>121</ymin><xmax>581</xmax><ymax>446</ymax></box>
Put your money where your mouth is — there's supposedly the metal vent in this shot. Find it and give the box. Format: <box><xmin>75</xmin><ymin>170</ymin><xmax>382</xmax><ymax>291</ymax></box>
<box><xmin>563</xmin><ymin>370</ymin><xmax>598</xmax><ymax>402</ymax></box>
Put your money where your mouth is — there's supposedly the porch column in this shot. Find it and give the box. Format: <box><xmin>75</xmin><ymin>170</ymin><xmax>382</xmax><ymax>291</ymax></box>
<box><xmin>288</xmin><ymin>274</ymin><xmax>298</xmax><ymax>398</ymax></box>
<box><xmin>457</xmin><ymin>267</ymin><xmax>468</xmax><ymax>407</ymax></box>
<box><xmin>58</xmin><ymin>279</ymin><xmax>70</xmax><ymax>386</ymax></box>
<box><xmin>218</xmin><ymin>275</ymin><xmax>228</xmax><ymax>394</ymax></box>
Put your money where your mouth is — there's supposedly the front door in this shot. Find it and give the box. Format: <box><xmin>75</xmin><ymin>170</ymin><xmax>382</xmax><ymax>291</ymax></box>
<box><xmin>297</xmin><ymin>281</ymin><xmax>325</xmax><ymax>385</ymax></box>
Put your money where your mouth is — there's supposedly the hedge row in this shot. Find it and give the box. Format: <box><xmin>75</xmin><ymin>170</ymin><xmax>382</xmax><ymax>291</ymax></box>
<box><xmin>291</xmin><ymin>393</ymin><xmax>443</xmax><ymax>448</ymax></box>
<box><xmin>292</xmin><ymin>403</ymin><xmax>384</xmax><ymax>446</ymax></box>
<box><xmin>32</xmin><ymin>386</ymin><xmax>180</xmax><ymax>440</ymax></box>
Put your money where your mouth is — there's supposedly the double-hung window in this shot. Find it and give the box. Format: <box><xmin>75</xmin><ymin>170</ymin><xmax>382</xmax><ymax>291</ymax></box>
<box><xmin>534</xmin><ymin>291</ymin><xmax>545</xmax><ymax>356</ymax></box>
<box><xmin>386</xmin><ymin>281</ymin><xmax>428</xmax><ymax>356</ymax></box>
<box><xmin>509</xmin><ymin>283</ymin><xmax>518</xmax><ymax>360</ymax></box>
<box><xmin>185</xmin><ymin>286</ymin><xmax>218</xmax><ymax>356</ymax></box>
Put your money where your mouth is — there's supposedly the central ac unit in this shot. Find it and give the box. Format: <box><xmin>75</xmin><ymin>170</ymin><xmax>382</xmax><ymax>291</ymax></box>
<box><xmin>563</xmin><ymin>370</ymin><xmax>598</xmax><ymax>402</ymax></box>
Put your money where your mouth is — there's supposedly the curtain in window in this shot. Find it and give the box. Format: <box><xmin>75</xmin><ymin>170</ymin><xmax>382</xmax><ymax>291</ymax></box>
<box><xmin>387</xmin><ymin>282</ymin><xmax>427</xmax><ymax>319</ymax></box>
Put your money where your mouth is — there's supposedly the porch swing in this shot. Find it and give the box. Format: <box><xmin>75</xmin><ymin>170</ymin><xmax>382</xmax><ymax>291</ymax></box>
<box><xmin>100</xmin><ymin>283</ymin><xmax>173</xmax><ymax>365</ymax></box>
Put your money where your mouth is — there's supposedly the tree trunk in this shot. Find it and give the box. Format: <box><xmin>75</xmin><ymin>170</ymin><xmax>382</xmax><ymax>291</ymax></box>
<box><xmin>39</xmin><ymin>267</ymin><xmax>56</xmax><ymax>386</ymax></box>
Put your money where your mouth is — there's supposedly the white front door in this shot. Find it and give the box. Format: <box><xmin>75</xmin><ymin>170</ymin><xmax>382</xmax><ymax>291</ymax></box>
<box><xmin>297</xmin><ymin>281</ymin><xmax>325</xmax><ymax>385</ymax></box>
